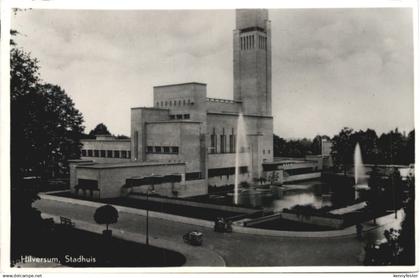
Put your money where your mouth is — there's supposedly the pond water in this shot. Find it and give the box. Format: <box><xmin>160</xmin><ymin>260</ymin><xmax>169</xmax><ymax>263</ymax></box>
<box><xmin>230</xmin><ymin>179</ymin><xmax>355</xmax><ymax>211</ymax></box>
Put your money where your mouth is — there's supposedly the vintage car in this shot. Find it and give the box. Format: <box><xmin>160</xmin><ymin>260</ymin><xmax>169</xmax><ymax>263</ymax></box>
<box><xmin>183</xmin><ymin>231</ymin><xmax>203</xmax><ymax>246</ymax></box>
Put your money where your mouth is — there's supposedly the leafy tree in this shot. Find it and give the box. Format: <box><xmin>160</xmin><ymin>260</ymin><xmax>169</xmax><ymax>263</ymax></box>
<box><xmin>273</xmin><ymin>134</ymin><xmax>286</xmax><ymax>157</ymax></box>
<box><xmin>331</xmin><ymin>127</ymin><xmax>354</xmax><ymax>174</ymax></box>
<box><xmin>377</xmin><ymin>128</ymin><xmax>405</xmax><ymax>165</ymax></box>
<box><xmin>351</xmin><ymin>129</ymin><xmax>379</xmax><ymax>164</ymax></box>
<box><xmin>11</xmin><ymin>77</ymin><xmax>84</xmax><ymax>179</ymax></box>
<box><xmin>94</xmin><ymin>205</ymin><xmax>119</xmax><ymax>231</ymax></box>
<box><xmin>272</xmin><ymin>134</ymin><xmax>313</xmax><ymax>157</ymax></box>
<box><xmin>311</xmin><ymin>135</ymin><xmax>330</xmax><ymax>155</ymax></box>
<box><xmin>89</xmin><ymin>123</ymin><xmax>111</xmax><ymax>136</ymax></box>
<box><xmin>10</xmin><ymin>39</ymin><xmax>84</xmax><ymax>261</ymax></box>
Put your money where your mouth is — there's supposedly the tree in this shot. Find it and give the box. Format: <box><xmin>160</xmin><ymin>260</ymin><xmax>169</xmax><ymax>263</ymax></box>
<box><xmin>351</xmin><ymin>129</ymin><xmax>379</xmax><ymax>164</ymax></box>
<box><xmin>11</xmin><ymin>78</ymin><xmax>84</xmax><ymax>179</ymax></box>
<box><xmin>331</xmin><ymin>127</ymin><xmax>354</xmax><ymax>174</ymax></box>
<box><xmin>364</xmin><ymin>174</ymin><xmax>415</xmax><ymax>265</ymax></box>
<box><xmin>10</xmin><ymin>44</ymin><xmax>84</xmax><ymax>261</ymax></box>
<box><xmin>89</xmin><ymin>123</ymin><xmax>111</xmax><ymax>136</ymax></box>
<box><xmin>94</xmin><ymin>205</ymin><xmax>119</xmax><ymax>232</ymax></box>
<box><xmin>311</xmin><ymin>135</ymin><xmax>330</xmax><ymax>155</ymax></box>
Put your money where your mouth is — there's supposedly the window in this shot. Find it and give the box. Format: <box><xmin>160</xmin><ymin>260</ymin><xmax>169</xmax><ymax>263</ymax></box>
<box><xmin>178</xmin><ymin>100</ymin><xmax>181</xmax><ymax>106</ymax></box>
<box><xmin>220</xmin><ymin>134</ymin><xmax>226</xmax><ymax>153</ymax></box>
<box><xmin>183</xmin><ymin>100</ymin><xmax>186</xmax><ymax>105</ymax></box>
<box><xmin>146</xmin><ymin>146</ymin><xmax>153</xmax><ymax>153</ymax></box>
<box><xmin>176</xmin><ymin>114</ymin><xmax>182</xmax><ymax>119</ymax></box>
<box><xmin>87</xmin><ymin>150</ymin><xmax>93</xmax><ymax>157</ymax></box>
<box><xmin>240</xmin><ymin>166</ymin><xmax>248</xmax><ymax>174</ymax></box>
<box><xmin>121</xmin><ymin>150</ymin><xmax>127</xmax><ymax>158</ymax></box>
<box><xmin>160</xmin><ymin>101</ymin><xmax>163</xmax><ymax>107</ymax></box>
<box><xmin>114</xmin><ymin>150</ymin><xmax>120</xmax><ymax>158</ymax></box>
<box><xmin>170</xmin><ymin>115</ymin><xmax>175</xmax><ymax>120</ymax></box>
<box><xmin>165</xmin><ymin>101</ymin><xmax>167</xmax><ymax>106</ymax></box>
<box><xmin>107</xmin><ymin>150</ymin><xmax>113</xmax><ymax>158</ymax></box>
<box><xmin>183</xmin><ymin>114</ymin><xmax>190</xmax><ymax>119</ymax></box>
<box><xmin>127</xmin><ymin>151</ymin><xmax>131</xmax><ymax>158</ymax></box>
<box><xmin>94</xmin><ymin>150</ymin><xmax>99</xmax><ymax>157</ymax></box>
<box><xmin>81</xmin><ymin>150</ymin><xmax>87</xmax><ymax>157</ymax></box>
<box><xmin>134</xmin><ymin>131</ymin><xmax>139</xmax><ymax>160</ymax></box>
<box><xmin>163</xmin><ymin>146</ymin><xmax>170</xmax><ymax>153</ymax></box>
<box><xmin>268</xmin><ymin>149</ymin><xmax>271</xmax><ymax>154</ymax></box>
<box><xmin>100</xmin><ymin>150</ymin><xmax>106</xmax><ymax>157</ymax></box>
<box><xmin>263</xmin><ymin>149</ymin><xmax>265</xmax><ymax>155</ymax></box>
<box><xmin>188</xmin><ymin>99</ymin><xmax>191</xmax><ymax>105</ymax></box>
<box><xmin>186</xmin><ymin>172</ymin><xmax>202</xmax><ymax>181</ymax></box>
<box><xmin>229</xmin><ymin>134</ymin><xmax>235</xmax><ymax>153</ymax></box>
<box><xmin>210</xmin><ymin>132</ymin><xmax>217</xmax><ymax>154</ymax></box>
<box><xmin>169</xmin><ymin>100</ymin><xmax>172</xmax><ymax>106</ymax></box>
<box><xmin>155</xmin><ymin>146</ymin><xmax>162</xmax><ymax>153</ymax></box>
<box><xmin>156</xmin><ymin>102</ymin><xmax>159</xmax><ymax>107</ymax></box>
<box><xmin>171</xmin><ymin>146</ymin><xmax>179</xmax><ymax>154</ymax></box>
<box><xmin>174</xmin><ymin>100</ymin><xmax>176</xmax><ymax>106</ymax></box>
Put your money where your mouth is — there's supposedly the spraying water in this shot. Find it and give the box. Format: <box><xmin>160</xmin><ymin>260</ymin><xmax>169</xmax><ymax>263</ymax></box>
<box><xmin>234</xmin><ymin>113</ymin><xmax>250</xmax><ymax>205</ymax></box>
<box><xmin>354</xmin><ymin>143</ymin><xmax>367</xmax><ymax>185</ymax></box>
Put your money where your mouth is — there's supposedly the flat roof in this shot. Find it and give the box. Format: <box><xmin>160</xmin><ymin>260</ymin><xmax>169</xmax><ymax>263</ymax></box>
<box><xmin>153</xmin><ymin>82</ymin><xmax>206</xmax><ymax>88</ymax></box>
<box><xmin>207</xmin><ymin>112</ymin><xmax>273</xmax><ymax>119</ymax></box>
<box><xmin>131</xmin><ymin>107</ymin><xmax>169</xmax><ymax>111</ymax></box>
<box><xmin>146</xmin><ymin>120</ymin><xmax>202</xmax><ymax>124</ymax></box>
<box><xmin>81</xmin><ymin>139</ymin><xmax>131</xmax><ymax>142</ymax></box>
<box><xmin>77</xmin><ymin>161</ymin><xmax>186</xmax><ymax>170</ymax></box>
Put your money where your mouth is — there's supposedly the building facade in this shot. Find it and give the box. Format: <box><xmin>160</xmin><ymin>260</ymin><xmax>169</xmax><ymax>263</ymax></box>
<box><xmin>70</xmin><ymin>9</ymin><xmax>277</xmax><ymax>199</ymax></box>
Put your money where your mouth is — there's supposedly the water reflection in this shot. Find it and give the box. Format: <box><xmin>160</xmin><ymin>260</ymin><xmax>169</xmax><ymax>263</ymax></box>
<box><xmin>235</xmin><ymin>180</ymin><xmax>355</xmax><ymax>211</ymax></box>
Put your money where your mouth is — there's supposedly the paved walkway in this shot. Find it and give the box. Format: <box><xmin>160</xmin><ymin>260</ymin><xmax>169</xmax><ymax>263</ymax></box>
<box><xmin>33</xmin><ymin>198</ymin><xmax>404</xmax><ymax>267</ymax></box>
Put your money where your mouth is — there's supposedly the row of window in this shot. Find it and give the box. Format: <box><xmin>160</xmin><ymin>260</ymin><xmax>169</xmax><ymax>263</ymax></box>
<box><xmin>156</xmin><ymin>99</ymin><xmax>193</xmax><ymax>108</ymax></box>
<box><xmin>240</xmin><ymin>34</ymin><xmax>267</xmax><ymax>50</ymax></box>
<box><xmin>81</xmin><ymin>149</ymin><xmax>131</xmax><ymax>159</ymax></box>
<box><xmin>146</xmin><ymin>146</ymin><xmax>179</xmax><ymax>154</ymax></box>
<box><xmin>210</xmin><ymin>133</ymin><xmax>236</xmax><ymax>154</ymax></box>
<box><xmin>169</xmin><ymin>114</ymin><xmax>190</xmax><ymax>120</ymax></box>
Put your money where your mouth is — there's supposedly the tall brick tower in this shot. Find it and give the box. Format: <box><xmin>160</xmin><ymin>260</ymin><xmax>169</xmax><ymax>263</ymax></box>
<box><xmin>233</xmin><ymin>9</ymin><xmax>272</xmax><ymax>116</ymax></box>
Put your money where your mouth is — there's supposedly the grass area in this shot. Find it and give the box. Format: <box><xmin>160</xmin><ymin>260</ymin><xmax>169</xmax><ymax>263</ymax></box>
<box><xmin>13</xmin><ymin>224</ymin><xmax>186</xmax><ymax>267</ymax></box>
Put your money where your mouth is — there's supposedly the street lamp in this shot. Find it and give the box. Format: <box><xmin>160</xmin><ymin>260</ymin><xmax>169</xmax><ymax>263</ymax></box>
<box><xmin>145</xmin><ymin>185</ymin><xmax>155</xmax><ymax>246</ymax></box>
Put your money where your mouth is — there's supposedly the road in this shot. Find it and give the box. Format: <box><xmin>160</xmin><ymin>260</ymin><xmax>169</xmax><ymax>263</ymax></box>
<box><xmin>33</xmin><ymin>198</ymin><xmax>403</xmax><ymax>267</ymax></box>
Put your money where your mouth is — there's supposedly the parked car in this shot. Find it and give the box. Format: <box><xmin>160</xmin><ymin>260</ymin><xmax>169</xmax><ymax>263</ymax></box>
<box><xmin>183</xmin><ymin>231</ymin><xmax>203</xmax><ymax>246</ymax></box>
<box><xmin>214</xmin><ymin>217</ymin><xmax>233</xmax><ymax>233</ymax></box>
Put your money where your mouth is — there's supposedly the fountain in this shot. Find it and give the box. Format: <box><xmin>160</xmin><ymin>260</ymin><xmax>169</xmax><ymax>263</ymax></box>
<box><xmin>234</xmin><ymin>113</ymin><xmax>252</xmax><ymax>205</ymax></box>
<box><xmin>354</xmin><ymin>143</ymin><xmax>369</xmax><ymax>199</ymax></box>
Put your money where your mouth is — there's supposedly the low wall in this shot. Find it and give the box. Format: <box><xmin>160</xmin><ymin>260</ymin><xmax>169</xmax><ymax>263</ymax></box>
<box><xmin>242</xmin><ymin>213</ymin><xmax>283</xmax><ymax>227</ymax></box>
<box><xmin>280</xmin><ymin>212</ymin><xmax>343</xmax><ymax>229</ymax></box>
<box><xmin>127</xmin><ymin>194</ymin><xmax>259</xmax><ymax>214</ymax></box>
<box><xmin>284</xmin><ymin>172</ymin><xmax>321</xmax><ymax>183</ymax></box>
<box><xmin>39</xmin><ymin>193</ymin><xmax>214</xmax><ymax>228</ymax></box>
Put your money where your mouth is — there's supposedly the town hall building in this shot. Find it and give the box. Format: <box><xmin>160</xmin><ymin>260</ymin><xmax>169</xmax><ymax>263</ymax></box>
<box><xmin>70</xmin><ymin>9</ymin><xmax>321</xmax><ymax>199</ymax></box>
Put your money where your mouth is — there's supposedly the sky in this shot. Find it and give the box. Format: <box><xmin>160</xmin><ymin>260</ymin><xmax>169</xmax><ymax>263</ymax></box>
<box><xmin>11</xmin><ymin>8</ymin><xmax>414</xmax><ymax>139</ymax></box>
